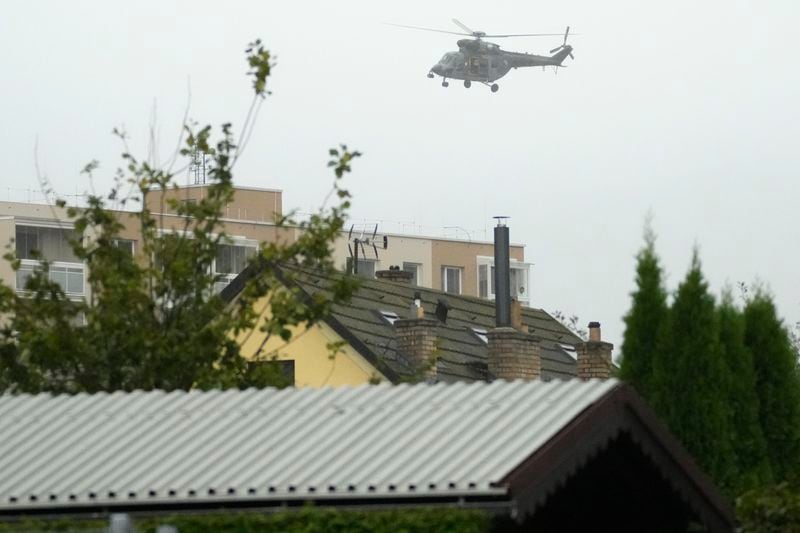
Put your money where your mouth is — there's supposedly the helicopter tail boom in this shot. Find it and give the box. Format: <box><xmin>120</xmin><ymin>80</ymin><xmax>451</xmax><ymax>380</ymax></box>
<box><xmin>503</xmin><ymin>49</ymin><xmax>567</xmax><ymax>69</ymax></box>
<box><xmin>550</xmin><ymin>46</ymin><xmax>573</xmax><ymax>65</ymax></box>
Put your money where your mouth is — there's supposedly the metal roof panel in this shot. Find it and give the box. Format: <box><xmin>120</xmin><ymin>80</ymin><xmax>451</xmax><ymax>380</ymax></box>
<box><xmin>0</xmin><ymin>379</ymin><xmax>619</xmax><ymax>510</ymax></box>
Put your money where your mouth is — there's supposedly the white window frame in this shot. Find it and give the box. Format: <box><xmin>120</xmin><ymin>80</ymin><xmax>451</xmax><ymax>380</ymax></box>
<box><xmin>156</xmin><ymin>229</ymin><xmax>258</xmax><ymax>293</ymax></box>
<box><xmin>213</xmin><ymin>237</ymin><xmax>259</xmax><ymax>292</ymax></box>
<box><xmin>16</xmin><ymin>259</ymin><xmax>86</xmax><ymax>299</ymax></box>
<box><xmin>402</xmin><ymin>262</ymin><xmax>422</xmax><ymax>286</ymax></box>
<box><xmin>441</xmin><ymin>266</ymin><xmax>462</xmax><ymax>295</ymax></box>
<box><xmin>476</xmin><ymin>256</ymin><xmax>531</xmax><ymax>305</ymax></box>
<box><xmin>112</xmin><ymin>238</ymin><xmax>135</xmax><ymax>256</ymax></box>
<box><xmin>14</xmin><ymin>221</ymin><xmax>86</xmax><ymax>299</ymax></box>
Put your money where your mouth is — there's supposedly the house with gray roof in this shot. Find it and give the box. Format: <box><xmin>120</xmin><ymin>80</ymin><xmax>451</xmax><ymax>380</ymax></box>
<box><xmin>221</xmin><ymin>262</ymin><xmax>606</xmax><ymax>386</ymax></box>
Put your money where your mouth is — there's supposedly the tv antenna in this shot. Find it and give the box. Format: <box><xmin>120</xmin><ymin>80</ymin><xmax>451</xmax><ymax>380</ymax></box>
<box><xmin>189</xmin><ymin>150</ymin><xmax>212</xmax><ymax>185</ymax></box>
<box><xmin>347</xmin><ymin>224</ymin><xmax>388</xmax><ymax>275</ymax></box>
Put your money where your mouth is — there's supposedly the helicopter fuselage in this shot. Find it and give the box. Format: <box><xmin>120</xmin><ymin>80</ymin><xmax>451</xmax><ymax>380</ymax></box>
<box><xmin>429</xmin><ymin>41</ymin><xmax>572</xmax><ymax>83</ymax></box>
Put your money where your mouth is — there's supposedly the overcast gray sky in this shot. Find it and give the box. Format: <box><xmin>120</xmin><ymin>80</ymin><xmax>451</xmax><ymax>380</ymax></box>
<box><xmin>2</xmin><ymin>0</ymin><xmax>798</xmax><ymax>353</ymax></box>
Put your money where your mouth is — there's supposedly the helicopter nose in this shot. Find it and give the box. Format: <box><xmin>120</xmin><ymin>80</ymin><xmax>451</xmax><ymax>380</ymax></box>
<box><xmin>431</xmin><ymin>64</ymin><xmax>442</xmax><ymax>75</ymax></box>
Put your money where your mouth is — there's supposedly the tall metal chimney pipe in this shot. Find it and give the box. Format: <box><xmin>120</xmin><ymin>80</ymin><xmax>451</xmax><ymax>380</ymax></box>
<box><xmin>494</xmin><ymin>217</ymin><xmax>511</xmax><ymax>327</ymax></box>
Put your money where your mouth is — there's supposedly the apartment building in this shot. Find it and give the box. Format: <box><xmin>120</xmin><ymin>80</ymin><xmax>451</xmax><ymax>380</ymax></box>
<box><xmin>1</xmin><ymin>184</ymin><xmax>533</xmax><ymax>305</ymax></box>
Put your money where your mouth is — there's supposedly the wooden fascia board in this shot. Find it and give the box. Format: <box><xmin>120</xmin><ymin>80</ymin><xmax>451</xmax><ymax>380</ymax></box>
<box><xmin>498</xmin><ymin>384</ymin><xmax>736</xmax><ymax>533</ymax></box>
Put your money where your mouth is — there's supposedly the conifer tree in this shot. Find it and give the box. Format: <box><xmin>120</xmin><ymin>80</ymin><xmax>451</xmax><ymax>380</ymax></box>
<box><xmin>654</xmin><ymin>251</ymin><xmax>736</xmax><ymax>490</ymax></box>
<box><xmin>718</xmin><ymin>292</ymin><xmax>772</xmax><ymax>491</ymax></box>
<box><xmin>744</xmin><ymin>291</ymin><xmax>800</xmax><ymax>482</ymax></box>
<box><xmin>619</xmin><ymin>224</ymin><xmax>668</xmax><ymax>399</ymax></box>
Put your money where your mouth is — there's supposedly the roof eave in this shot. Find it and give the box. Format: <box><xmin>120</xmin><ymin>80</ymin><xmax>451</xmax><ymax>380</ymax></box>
<box><xmin>498</xmin><ymin>383</ymin><xmax>736</xmax><ymax>532</ymax></box>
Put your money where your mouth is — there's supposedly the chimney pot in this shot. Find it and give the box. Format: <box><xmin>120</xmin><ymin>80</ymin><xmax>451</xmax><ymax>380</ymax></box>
<box><xmin>510</xmin><ymin>300</ymin><xmax>528</xmax><ymax>333</ymax></box>
<box><xmin>577</xmin><ymin>325</ymin><xmax>614</xmax><ymax>380</ymax></box>
<box><xmin>588</xmin><ymin>321</ymin><xmax>601</xmax><ymax>342</ymax></box>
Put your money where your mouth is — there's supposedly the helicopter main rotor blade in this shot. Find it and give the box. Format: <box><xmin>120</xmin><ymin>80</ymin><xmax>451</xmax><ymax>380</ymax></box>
<box><xmin>485</xmin><ymin>32</ymin><xmax>566</xmax><ymax>38</ymax></box>
<box><xmin>451</xmin><ymin>18</ymin><xmax>475</xmax><ymax>34</ymax></box>
<box><xmin>384</xmin><ymin>22</ymin><xmax>469</xmax><ymax>37</ymax></box>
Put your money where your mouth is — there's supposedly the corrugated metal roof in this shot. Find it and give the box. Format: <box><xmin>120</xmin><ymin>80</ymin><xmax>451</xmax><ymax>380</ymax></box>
<box><xmin>0</xmin><ymin>379</ymin><xmax>619</xmax><ymax>511</ymax></box>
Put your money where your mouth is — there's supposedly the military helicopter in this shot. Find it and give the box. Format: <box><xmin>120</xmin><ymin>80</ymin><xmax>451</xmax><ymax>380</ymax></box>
<box><xmin>386</xmin><ymin>19</ymin><xmax>575</xmax><ymax>92</ymax></box>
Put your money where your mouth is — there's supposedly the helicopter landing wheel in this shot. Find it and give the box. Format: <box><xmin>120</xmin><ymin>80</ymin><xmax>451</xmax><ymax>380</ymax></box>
<box><xmin>464</xmin><ymin>80</ymin><xmax>471</xmax><ymax>88</ymax></box>
<box><xmin>490</xmin><ymin>84</ymin><xmax>499</xmax><ymax>93</ymax></box>
<box><xmin>442</xmin><ymin>80</ymin><xmax>449</xmax><ymax>88</ymax></box>
<box><xmin>427</xmin><ymin>72</ymin><xmax>434</xmax><ymax>79</ymax></box>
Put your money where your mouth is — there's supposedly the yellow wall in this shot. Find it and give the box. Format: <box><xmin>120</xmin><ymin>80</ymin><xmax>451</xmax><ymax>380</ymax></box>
<box><xmin>238</xmin><ymin>295</ymin><xmax>386</xmax><ymax>388</ymax></box>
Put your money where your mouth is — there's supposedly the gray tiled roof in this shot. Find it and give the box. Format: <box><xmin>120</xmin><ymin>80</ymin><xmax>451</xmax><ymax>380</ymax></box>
<box><xmin>282</xmin><ymin>266</ymin><xmax>583</xmax><ymax>382</ymax></box>
<box><xmin>0</xmin><ymin>379</ymin><xmax>619</xmax><ymax>511</ymax></box>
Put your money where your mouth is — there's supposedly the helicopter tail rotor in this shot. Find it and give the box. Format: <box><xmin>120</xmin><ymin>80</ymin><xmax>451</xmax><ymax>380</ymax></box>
<box><xmin>549</xmin><ymin>26</ymin><xmax>571</xmax><ymax>52</ymax></box>
<box><xmin>549</xmin><ymin>26</ymin><xmax>574</xmax><ymax>61</ymax></box>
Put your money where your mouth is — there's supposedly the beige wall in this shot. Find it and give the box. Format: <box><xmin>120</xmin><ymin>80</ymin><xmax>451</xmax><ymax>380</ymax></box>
<box><xmin>431</xmin><ymin>239</ymin><xmax>524</xmax><ymax>297</ymax></box>
<box><xmin>332</xmin><ymin>232</ymin><xmax>433</xmax><ymax>285</ymax></box>
<box><xmin>145</xmin><ymin>185</ymin><xmax>282</xmax><ymax>223</ymax></box>
<box><xmin>332</xmin><ymin>229</ymin><xmax>526</xmax><ymax>297</ymax></box>
<box><xmin>143</xmin><ymin>213</ymin><xmax>297</xmax><ymax>246</ymax></box>
<box><xmin>1</xmin><ymin>195</ymin><xmax>529</xmax><ymax>302</ymax></box>
<box><xmin>0</xmin><ymin>201</ymin><xmax>74</xmax><ymax>222</ymax></box>
<box><xmin>0</xmin><ymin>217</ymin><xmax>15</xmax><ymax>286</ymax></box>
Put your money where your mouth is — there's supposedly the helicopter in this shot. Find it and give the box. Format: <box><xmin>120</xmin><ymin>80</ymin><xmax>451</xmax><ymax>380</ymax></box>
<box><xmin>386</xmin><ymin>19</ymin><xmax>575</xmax><ymax>92</ymax></box>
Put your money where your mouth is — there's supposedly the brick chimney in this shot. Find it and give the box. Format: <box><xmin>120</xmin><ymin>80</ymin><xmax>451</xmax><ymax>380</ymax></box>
<box><xmin>488</xmin><ymin>328</ymin><xmax>541</xmax><ymax>380</ymax></box>
<box><xmin>395</xmin><ymin>298</ymin><xmax>438</xmax><ymax>380</ymax></box>
<box><xmin>576</xmin><ymin>322</ymin><xmax>614</xmax><ymax>380</ymax></box>
<box><xmin>376</xmin><ymin>266</ymin><xmax>414</xmax><ymax>284</ymax></box>
<box><xmin>487</xmin><ymin>219</ymin><xmax>540</xmax><ymax>380</ymax></box>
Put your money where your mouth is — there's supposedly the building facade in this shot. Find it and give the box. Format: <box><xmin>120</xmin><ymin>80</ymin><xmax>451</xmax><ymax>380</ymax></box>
<box><xmin>1</xmin><ymin>184</ymin><xmax>533</xmax><ymax>305</ymax></box>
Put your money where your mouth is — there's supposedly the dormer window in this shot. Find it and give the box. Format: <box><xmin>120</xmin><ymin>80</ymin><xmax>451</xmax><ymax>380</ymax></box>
<box><xmin>559</xmin><ymin>343</ymin><xmax>577</xmax><ymax>360</ymax></box>
<box><xmin>378</xmin><ymin>310</ymin><xmax>400</xmax><ymax>325</ymax></box>
<box><xmin>470</xmin><ymin>327</ymin><xmax>488</xmax><ymax>344</ymax></box>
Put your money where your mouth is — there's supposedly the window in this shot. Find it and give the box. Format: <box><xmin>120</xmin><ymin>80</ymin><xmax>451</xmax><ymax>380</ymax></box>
<box><xmin>247</xmin><ymin>360</ymin><xmax>295</xmax><ymax>387</ymax></box>
<box><xmin>15</xmin><ymin>225</ymin><xmax>79</xmax><ymax>262</ymax></box>
<box><xmin>479</xmin><ymin>264</ymin><xmax>489</xmax><ymax>298</ymax></box>
<box><xmin>402</xmin><ymin>262</ymin><xmax>421</xmax><ymax>285</ymax></box>
<box><xmin>112</xmin><ymin>239</ymin><xmax>135</xmax><ymax>256</ymax></box>
<box><xmin>16</xmin><ymin>264</ymin><xmax>84</xmax><ymax>296</ymax></box>
<box><xmin>215</xmin><ymin>243</ymin><xmax>256</xmax><ymax>275</ymax></box>
<box><xmin>559</xmin><ymin>343</ymin><xmax>578</xmax><ymax>360</ymax></box>
<box><xmin>346</xmin><ymin>257</ymin><xmax>376</xmax><ymax>279</ymax></box>
<box><xmin>378</xmin><ymin>310</ymin><xmax>400</xmax><ymax>325</ymax></box>
<box><xmin>213</xmin><ymin>243</ymin><xmax>257</xmax><ymax>292</ymax></box>
<box><xmin>176</xmin><ymin>198</ymin><xmax>197</xmax><ymax>213</ymax></box>
<box><xmin>476</xmin><ymin>257</ymin><xmax>531</xmax><ymax>304</ymax></box>
<box><xmin>442</xmin><ymin>266</ymin><xmax>462</xmax><ymax>295</ymax></box>
<box><xmin>510</xmin><ymin>268</ymin><xmax>526</xmax><ymax>299</ymax></box>
<box><xmin>470</xmin><ymin>327</ymin><xmax>488</xmax><ymax>344</ymax></box>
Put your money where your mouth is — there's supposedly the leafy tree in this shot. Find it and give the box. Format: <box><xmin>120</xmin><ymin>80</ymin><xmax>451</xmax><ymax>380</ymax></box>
<box><xmin>618</xmin><ymin>223</ymin><xmax>669</xmax><ymax>398</ymax></box>
<box><xmin>744</xmin><ymin>290</ymin><xmax>800</xmax><ymax>482</ymax></box>
<box><xmin>737</xmin><ymin>481</ymin><xmax>800</xmax><ymax>533</ymax></box>
<box><xmin>717</xmin><ymin>291</ymin><xmax>772</xmax><ymax>492</ymax></box>
<box><xmin>652</xmin><ymin>251</ymin><xmax>736</xmax><ymax>490</ymax></box>
<box><xmin>0</xmin><ymin>39</ymin><xmax>359</xmax><ymax>394</ymax></box>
